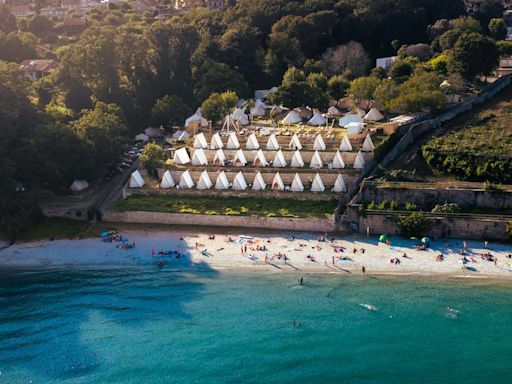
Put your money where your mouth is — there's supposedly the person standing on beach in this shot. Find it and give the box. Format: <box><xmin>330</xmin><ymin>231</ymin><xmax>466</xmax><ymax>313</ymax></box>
<box><xmin>362</xmin><ymin>266</ymin><xmax>366</xmax><ymax>274</ymax></box>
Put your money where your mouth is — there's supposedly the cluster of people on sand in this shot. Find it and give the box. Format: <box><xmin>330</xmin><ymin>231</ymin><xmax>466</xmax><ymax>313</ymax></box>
<box><xmin>436</xmin><ymin>254</ymin><xmax>445</xmax><ymax>262</ymax></box>
<box><xmin>117</xmin><ymin>241</ymin><xmax>135</xmax><ymax>249</ymax></box>
<box><xmin>208</xmin><ymin>234</ymin><xmax>216</xmax><ymax>240</ymax></box>
<box><xmin>151</xmin><ymin>249</ymin><xmax>184</xmax><ymax>258</ymax></box>
<box><xmin>306</xmin><ymin>255</ymin><xmax>316</xmax><ymax>262</ymax></box>
<box><xmin>353</xmin><ymin>247</ymin><xmax>365</xmax><ymax>254</ymax></box>
<box><xmin>102</xmin><ymin>235</ymin><xmax>124</xmax><ymax>243</ymax></box>
<box><xmin>390</xmin><ymin>257</ymin><xmax>401</xmax><ymax>265</ymax></box>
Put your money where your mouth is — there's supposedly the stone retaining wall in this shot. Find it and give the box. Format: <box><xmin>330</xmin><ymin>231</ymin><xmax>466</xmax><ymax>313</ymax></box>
<box><xmin>356</xmin><ymin>211</ymin><xmax>509</xmax><ymax>241</ymax></box>
<box><xmin>103</xmin><ymin>211</ymin><xmax>336</xmax><ymax>232</ymax></box>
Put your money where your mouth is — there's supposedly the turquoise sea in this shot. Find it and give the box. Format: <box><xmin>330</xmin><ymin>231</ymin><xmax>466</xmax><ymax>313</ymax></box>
<box><xmin>1</xmin><ymin>268</ymin><xmax>512</xmax><ymax>384</ymax></box>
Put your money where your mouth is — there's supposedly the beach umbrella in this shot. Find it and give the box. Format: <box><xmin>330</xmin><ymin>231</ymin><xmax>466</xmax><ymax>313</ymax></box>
<box><xmin>100</xmin><ymin>231</ymin><xmax>109</xmax><ymax>237</ymax></box>
<box><xmin>379</xmin><ymin>234</ymin><xmax>388</xmax><ymax>242</ymax></box>
<box><xmin>421</xmin><ymin>237</ymin><xmax>431</xmax><ymax>244</ymax></box>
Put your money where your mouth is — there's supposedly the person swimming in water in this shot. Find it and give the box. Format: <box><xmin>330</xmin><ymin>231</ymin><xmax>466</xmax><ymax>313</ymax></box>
<box><xmin>298</xmin><ymin>276</ymin><xmax>304</xmax><ymax>285</ymax></box>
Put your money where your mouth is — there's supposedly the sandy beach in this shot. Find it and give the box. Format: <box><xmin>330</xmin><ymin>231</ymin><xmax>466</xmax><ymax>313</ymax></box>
<box><xmin>1</xmin><ymin>228</ymin><xmax>512</xmax><ymax>280</ymax></box>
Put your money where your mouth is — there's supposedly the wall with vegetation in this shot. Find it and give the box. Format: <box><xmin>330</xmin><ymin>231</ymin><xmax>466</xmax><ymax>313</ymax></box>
<box><xmin>103</xmin><ymin>211</ymin><xmax>335</xmax><ymax>232</ymax></box>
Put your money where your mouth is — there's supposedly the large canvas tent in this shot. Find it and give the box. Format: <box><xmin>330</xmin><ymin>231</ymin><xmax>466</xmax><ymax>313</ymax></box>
<box><xmin>134</xmin><ymin>133</ymin><xmax>149</xmax><ymax>142</ymax></box>
<box><xmin>246</xmin><ymin>133</ymin><xmax>260</xmax><ymax>150</ymax></box>
<box><xmin>192</xmin><ymin>148</ymin><xmax>208</xmax><ymax>166</ymax></box>
<box><xmin>253</xmin><ymin>149</ymin><xmax>269</xmax><ymax>167</ymax></box>
<box><xmin>213</xmin><ymin>149</ymin><xmax>226</xmax><ymax>166</ymax></box>
<box><xmin>252</xmin><ymin>172</ymin><xmax>266</xmax><ymax>191</ymax></box>
<box><xmin>290</xmin><ymin>173</ymin><xmax>304</xmax><ymax>192</ymax></box>
<box><xmin>309</xmin><ymin>151</ymin><xmax>323</xmax><ymax>169</ymax></box>
<box><xmin>197</xmin><ymin>170</ymin><xmax>213</xmax><ymax>190</ymax></box>
<box><xmin>232</xmin><ymin>172</ymin><xmax>248</xmax><ymax>190</ymax></box>
<box><xmin>160</xmin><ymin>170</ymin><xmax>175</xmax><ymax>189</ymax></box>
<box><xmin>226</xmin><ymin>132</ymin><xmax>240</xmax><ymax>149</ymax></box>
<box><xmin>311</xmin><ymin>173</ymin><xmax>325</xmax><ymax>192</ymax></box>
<box><xmin>215</xmin><ymin>171</ymin><xmax>230</xmax><ymax>190</ymax></box>
<box><xmin>309</xmin><ymin>113</ymin><xmax>326</xmax><ymax>126</ymax></box>
<box><xmin>346</xmin><ymin>122</ymin><xmax>364</xmax><ymax>135</ymax></box>
<box><xmin>288</xmin><ymin>134</ymin><xmax>302</xmax><ymax>150</ymax></box>
<box><xmin>313</xmin><ymin>134</ymin><xmax>326</xmax><ymax>151</ymax></box>
<box><xmin>173</xmin><ymin>148</ymin><xmax>191</xmax><ymax>165</ymax></box>
<box><xmin>282</xmin><ymin>111</ymin><xmax>301</xmax><ymax>125</ymax></box>
<box><xmin>273</xmin><ymin>150</ymin><xmax>287</xmax><ymax>168</ymax></box>
<box><xmin>353</xmin><ymin>151</ymin><xmax>366</xmax><ymax>169</ymax></box>
<box><xmin>210</xmin><ymin>132</ymin><xmax>224</xmax><ymax>149</ymax></box>
<box><xmin>232</xmin><ymin>108</ymin><xmax>249</xmax><ymax>125</ymax></box>
<box><xmin>185</xmin><ymin>112</ymin><xmax>208</xmax><ymax>129</ymax></box>
<box><xmin>233</xmin><ymin>149</ymin><xmax>247</xmax><ymax>166</ymax></box>
<box><xmin>339</xmin><ymin>113</ymin><xmax>364</xmax><ymax>127</ymax></box>
<box><xmin>193</xmin><ymin>133</ymin><xmax>208</xmax><ymax>149</ymax></box>
<box><xmin>129</xmin><ymin>170</ymin><xmax>145</xmax><ymax>188</ymax></box>
<box><xmin>362</xmin><ymin>134</ymin><xmax>375</xmax><ymax>151</ymax></box>
<box><xmin>272</xmin><ymin>173</ymin><xmax>285</xmax><ymax>191</ymax></box>
<box><xmin>339</xmin><ymin>136</ymin><xmax>353</xmax><ymax>151</ymax></box>
<box><xmin>70</xmin><ymin>179</ymin><xmax>89</xmax><ymax>192</ymax></box>
<box><xmin>266</xmin><ymin>134</ymin><xmax>280</xmax><ymax>151</ymax></box>
<box><xmin>178</xmin><ymin>170</ymin><xmax>194</xmax><ymax>189</ymax></box>
<box><xmin>332</xmin><ymin>174</ymin><xmax>347</xmax><ymax>193</ymax></box>
<box><xmin>364</xmin><ymin>107</ymin><xmax>384</xmax><ymax>121</ymax></box>
<box><xmin>291</xmin><ymin>150</ymin><xmax>305</xmax><ymax>168</ymax></box>
<box><xmin>332</xmin><ymin>151</ymin><xmax>346</xmax><ymax>169</ymax></box>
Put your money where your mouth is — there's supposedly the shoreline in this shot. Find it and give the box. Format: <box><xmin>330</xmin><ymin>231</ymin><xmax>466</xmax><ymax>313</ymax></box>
<box><xmin>1</xmin><ymin>228</ymin><xmax>512</xmax><ymax>282</ymax></box>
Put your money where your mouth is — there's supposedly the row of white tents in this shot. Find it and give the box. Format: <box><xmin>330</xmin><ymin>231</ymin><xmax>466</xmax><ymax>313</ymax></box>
<box><xmin>174</xmin><ymin>147</ymin><xmax>367</xmax><ymax>169</ymax></box>
<box><xmin>193</xmin><ymin>132</ymin><xmax>375</xmax><ymax>152</ymax></box>
<box><xmin>130</xmin><ymin>169</ymin><xmax>347</xmax><ymax>193</ymax></box>
<box><xmin>185</xmin><ymin>105</ymin><xmax>384</xmax><ymax>129</ymax></box>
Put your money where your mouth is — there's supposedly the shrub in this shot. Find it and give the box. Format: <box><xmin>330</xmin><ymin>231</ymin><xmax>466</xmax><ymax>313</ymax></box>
<box><xmin>431</xmin><ymin>203</ymin><xmax>461</xmax><ymax>213</ymax></box>
<box><xmin>397</xmin><ymin>212</ymin><xmax>431</xmax><ymax>238</ymax></box>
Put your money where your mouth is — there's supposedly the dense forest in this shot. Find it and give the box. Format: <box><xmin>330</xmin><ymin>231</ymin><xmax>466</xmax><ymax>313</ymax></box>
<box><xmin>0</xmin><ymin>0</ymin><xmax>507</xmax><ymax>234</ymax></box>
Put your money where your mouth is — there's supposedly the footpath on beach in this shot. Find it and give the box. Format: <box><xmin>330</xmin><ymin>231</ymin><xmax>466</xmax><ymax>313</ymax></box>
<box><xmin>1</xmin><ymin>229</ymin><xmax>512</xmax><ymax>279</ymax></box>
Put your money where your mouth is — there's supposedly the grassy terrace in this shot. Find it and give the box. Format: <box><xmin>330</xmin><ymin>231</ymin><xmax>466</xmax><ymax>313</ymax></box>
<box><xmin>110</xmin><ymin>195</ymin><xmax>338</xmax><ymax>219</ymax></box>
<box><xmin>426</xmin><ymin>85</ymin><xmax>512</xmax><ymax>158</ymax></box>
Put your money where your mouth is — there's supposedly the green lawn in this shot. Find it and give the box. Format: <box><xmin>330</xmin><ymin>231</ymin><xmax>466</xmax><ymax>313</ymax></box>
<box><xmin>110</xmin><ymin>195</ymin><xmax>338</xmax><ymax>219</ymax></box>
<box><xmin>15</xmin><ymin>218</ymin><xmax>90</xmax><ymax>242</ymax></box>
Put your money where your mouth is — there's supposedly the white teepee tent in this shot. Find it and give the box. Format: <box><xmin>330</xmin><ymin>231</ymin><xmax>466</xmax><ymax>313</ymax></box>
<box><xmin>252</xmin><ymin>172</ymin><xmax>266</xmax><ymax>191</ymax></box>
<box><xmin>192</xmin><ymin>148</ymin><xmax>208</xmax><ymax>166</ymax></box>
<box><xmin>271</xmin><ymin>173</ymin><xmax>285</xmax><ymax>191</ymax></box>
<box><xmin>309</xmin><ymin>151</ymin><xmax>323</xmax><ymax>169</ymax></box>
<box><xmin>290</xmin><ymin>150</ymin><xmax>305</xmax><ymax>168</ymax></box>
<box><xmin>233</xmin><ymin>149</ymin><xmax>247</xmax><ymax>166</ymax></box>
<box><xmin>253</xmin><ymin>149</ymin><xmax>269</xmax><ymax>167</ymax></box>
<box><xmin>311</xmin><ymin>173</ymin><xmax>325</xmax><ymax>192</ymax></box>
<box><xmin>290</xmin><ymin>173</ymin><xmax>304</xmax><ymax>192</ymax></box>
<box><xmin>196</xmin><ymin>170</ymin><xmax>213</xmax><ymax>190</ymax></box>
<box><xmin>282</xmin><ymin>110</ymin><xmax>301</xmax><ymax>125</ymax></box>
<box><xmin>226</xmin><ymin>132</ymin><xmax>240</xmax><ymax>149</ymax></box>
<box><xmin>213</xmin><ymin>149</ymin><xmax>226</xmax><ymax>166</ymax></box>
<box><xmin>339</xmin><ymin>113</ymin><xmax>364</xmax><ymax>127</ymax></box>
<box><xmin>215</xmin><ymin>171</ymin><xmax>230</xmax><ymax>190</ymax></box>
<box><xmin>309</xmin><ymin>112</ymin><xmax>326</xmax><ymax>126</ymax></box>
<box><xmin>288</xmin><ymin>134</ymin><xmax>302</xmax><ymax>150</ymax></box>
<box><xmin>193</xmin><ymin>132</ymin><xmax>208</xmax><ymax>149</ymax></box>
<box><xmin>173</xmin><ymin>148</ymin><xmax>190</xmax><ymax>165</ymax></box>
<box><xmin>332</xmin><ymin>174</ymin><xmax>347</xmax><ymax>193</ymax></box>
<box><xmin>250</xmin><ymin>105</ymin><xmax>266</xmax><ymax>117</ymax></box>
<box><xmin>332</xmin><ymin>151</ymin><xmax>346</xmax><ymax>169</ymax></box>
<box><xmin>232</xmin><ymin>172</ymin><xmax>248</xmax><ymax>190</ymax></box>
<box><xmin>273</xmin><ymin>150</ymin><xmax>287</xmax><ymax>168</ymax></box>
<box><xmin>313</xmin><ymin>134</ymin><xmax>326</xmax><ymax>151</ymax></box>
<box><xmin>178</xmin><ymin>170</ymin><xmax>194</xmax><ymax>189</ymax></box>
<box><xmin>364</xmin><ymin>107</ymin><xmax>384</xmax><ymax>121</ymax></box>
<box><xmin>210</xmin><ymin>132</ymin><xmax>224</xmax><ymax>149</ymax></box>
<box><xmin>362</xmin><ymin>134</ymin><xmax>375</xmax><ymax>151</ymax></box>
<box><xmin>129</xmin><ymin>170</ymin><xmax>145</xmax><ymax>188</ymax></box>
<box><xmin>339</xmin><ymin>136</ymin><xmax>353</xmax><ymax>151</ymax></box>
<box><xmin>160</xmin><ymin>170</ymin><xmax>175</xmax><ymax>189</ymax></box>
<box><xmin>246</xmin><ymin>133</ymin><xmax>260</xmax><ymax>150</ymax></box>
<box><xmin>353</xmin><ymin>151</ymin><xmax>366</xmax><ymax>169</ymax></box>
<box><xmin>266</xmin><ymin>134</ymin><xmax>280</xmax><ymax>151</ymax></box>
